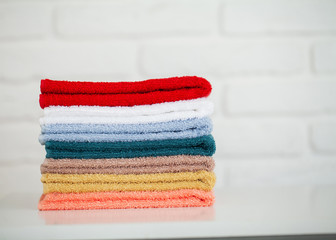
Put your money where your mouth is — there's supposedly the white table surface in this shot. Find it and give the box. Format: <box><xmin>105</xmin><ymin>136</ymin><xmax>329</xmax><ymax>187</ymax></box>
<box><xmin>1</xmin><ymin>186</ymin><xmax>336</xmax><ymax>239</ymax></box>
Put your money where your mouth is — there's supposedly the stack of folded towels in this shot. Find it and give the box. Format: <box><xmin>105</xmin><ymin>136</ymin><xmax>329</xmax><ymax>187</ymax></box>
<box><xmin>38</xmin><ymin>76</ymin><xmax>216</xmax><ymax>210</ymax></box>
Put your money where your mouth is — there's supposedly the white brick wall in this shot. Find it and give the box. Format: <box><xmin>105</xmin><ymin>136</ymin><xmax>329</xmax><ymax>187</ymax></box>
<box><xmin>227</xmin><ymin>81</ymin><xmax>336</xmax><ymax>114</ymax></box>
<box><xmin>222</xmin><ymin>0</ymin><xmax>336</xmax><ymax>33</ymax></box>
<box><xmin>55</xmin><ymin>0</ymin><xmax>217</xmax><ymax>37</ymax></box>
<box><xmin>141</xmin><ymin>41</ymin><xmax>304</xmax><ymax>77</ymax></box>
<box><xmin>1</xmin><ymin>0</ymin><xmax>336</xmax><ymax>196</ymax></box>
<box><xmin>0</xmin><ymin>3</ymin><xmax>51</xmax><ymax>39</ymax></box>
<box><xmin>0</xmin><ymin>82</ymin><xmax>41</xmax><ymax>120</ymax></box>
<box><xmin>313</xmin><ymin>42</ymin><xmax>336</xmax><ymax>73</ymax></box>
<box><xmin>311</xmin><ymin>122</ymin><xmax>336</xmax><ymax>153</ymax></box>
<box><xmin>0</xmin><ymin>42</ymin><xmax>137</xmax><ymax>80</ymax></box>
<box><xmin>0</xmin><ymin>122</ymin><xmax>43</xmax><ymax>163</ymax></box>
<box><xmin>213</xmin><ymin>120</ymin><xmax>304</xmax><ymax>157</ymax></box>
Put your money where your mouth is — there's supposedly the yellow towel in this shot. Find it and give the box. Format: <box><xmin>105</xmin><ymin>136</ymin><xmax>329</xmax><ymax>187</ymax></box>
<box><xmin>41</xmin><ymin>170</ymin><xmax>216</xmax><ymax>193</ymax></box>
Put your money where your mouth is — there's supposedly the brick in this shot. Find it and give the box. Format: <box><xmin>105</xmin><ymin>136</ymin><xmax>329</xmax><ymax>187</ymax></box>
<box><xmin>141</xmin><ymin>42</ymin><xmax>303</xmax><ymax>77</ymax></box>
<box><xmin>227</xmin><ymin>161</ymin><xmax>336</xmax><ymax>186</ymax></box>
<box><xmin>311</xmin><ymin>186</ymin><xmax>336</xmax><ymax>217</ymax></box>
<box><xmin>0</xmin><ymin>3</ymin><xmax>50</xmax><ymax>39</ymax></box>
<box><xmin>213</xmin><ymin>119</ymin><xmax>304</xmax><ymax>157</ymax></box>
<box><xmin>0</xmin><ymin>164</ymin><xmax>41</xmax><ymax>198</ymax></box>
<box><xmin>56</xmin><ymin>0</ymin><xmax>216</xmax><ymax>37</ymax></box>
<box><xmin>311</xmin><ymin>122</ymin><xmax>336</xmax><ymax>153</ymax></box>
<box><xmin>0</xmin><ymin>122</ymin><xmax>44</xmax><ymax>163</ymax></box>
<box><xmin>0</xmin><ymin>82</ymin><xmax>42</xmax><ymax>121</ymax></box>
<box><xmin>222</xmin><ymin>0</ymin><xmax>336</xmax><ymax>33</ymax></box>
<box><xmin>313</xmin><ymin>42</ymin><xmax>336</xmax><ymax>73</ymax></box>
<box><xmin>227</xmin><ymin>81</ymin><xmax>336</xmax><ymax>114</ymax></box>
<box><xmin>0</xmin><ymin>42</ymin><xmax>136</xmax><ymax>80</ymax></box>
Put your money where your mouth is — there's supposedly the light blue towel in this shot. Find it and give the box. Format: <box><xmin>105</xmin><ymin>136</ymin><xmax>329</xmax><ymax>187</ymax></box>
<box><xmin>39</xmin><ymin>117</ymin><xmax>212</xmax><ymax>144</ymax></box>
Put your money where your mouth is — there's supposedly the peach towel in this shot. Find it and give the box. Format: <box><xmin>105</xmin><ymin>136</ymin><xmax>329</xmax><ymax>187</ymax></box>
<box><xmin>41</xmin><ymin>171</ymin><xmax>216</xmax><ymax>193</ymax></box>
<box><xmin>40</xmin><ymin>156</ymin><xmax>215</xmax><ymax>174</ymax></box>
<box><xmin>38</xmin><ymin>189</ymin><xmax>215</xmax><ymax>210</ymax></box>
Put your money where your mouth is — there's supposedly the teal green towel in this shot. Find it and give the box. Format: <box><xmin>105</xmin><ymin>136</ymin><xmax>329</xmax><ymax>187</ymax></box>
<box><xmin>45</xmin><ymin>135</ymin><xmax>216</xmax><ymax>159</ymax></box>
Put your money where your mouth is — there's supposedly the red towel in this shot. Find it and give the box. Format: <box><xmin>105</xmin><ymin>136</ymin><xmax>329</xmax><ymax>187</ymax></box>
<box><xmin>38</xmin><ymin>189</ymin><xmax>215</xmax><ymax>210</ymax></box>
<box><xmin>39</xmin><ymin>76</ymin><xmax>211</xmax><ymax>108</ymax></box>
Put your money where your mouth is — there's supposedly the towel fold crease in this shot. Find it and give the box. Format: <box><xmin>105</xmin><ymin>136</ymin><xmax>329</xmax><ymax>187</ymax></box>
<box><xmin>40</xmin><ymin>76</ymin><xmax>211</xmax><ymax>108</ymax></box>
<box><xmin>39</xmin><ymin>117</ymin><xmax>212</xmax><ymax>144</ymax></box>
<box><xmin>44</xmin><ymin>135</ymin><xmax>216</xmax><ymax>159</ymax></box>
<box><xmin>40</xmin><ymin>98</ymin><xmax>213</xmax><ymax>125</ymax></box>
<box><xmin>41</xmin><ymin>170</ymin><xmax>216</xmax><ymax>193</ymax></box>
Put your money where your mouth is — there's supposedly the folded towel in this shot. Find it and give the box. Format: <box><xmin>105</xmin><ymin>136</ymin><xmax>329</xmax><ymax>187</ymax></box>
<box><xmin>41</xmin><ymin>117</ymin><xmax>211</xmax><ymax>134</ymax></box>
<box><xmin>39</xmin><ymin>118</ymin><xmax>212</xmax><ymax>144</ymax></box>
<box><xmin>45</xmin><ymin>135</ymin><xmax>215</xmax><ymax>159</ymax></box>
<box><xmin>41</xmin><ymin>170</ymin><xmax>216</xmax><ymax>193</ymax></box>
<box><xmin>39</xmin><ymin>76</ymin><xmax>211</xmax><ymax>108</ymax></box>
<box><xmin>40</xmin><ymin>98</ymin><xmax>213</xmax><ymax>125</ymax></box>
<box><xmin>40</xmin><ymin>156</ymin><xmax>215</xmax><ymax>175</ymax></box>
<box><xmin>38</xmin><ymin>189</ymin><xmax>215</xmax><ymax>210</ymax></box>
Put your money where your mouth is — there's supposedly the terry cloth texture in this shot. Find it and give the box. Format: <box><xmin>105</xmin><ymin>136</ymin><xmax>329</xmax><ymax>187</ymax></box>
<box><xmin>41</xmin><ymin>117</ymin><xmax>211</xmax><ymax>134</ymax></box>
<box><xmin>45</xmin><ymin>135</ymin><xmax>216</xmax><ymax>159</ymax></box>
<box><xmin>41</xmin><ymin>170</ymin><xmax>216</xmax><ymax>193</ymax></box>
<box><xmin>39</xmin><ymin>76</ymin><xmax>212</xmax><ymax>108</ymax></box>
<box><xmin>39</xmin><ymin>98</ymin><xmax>213</xmax><ymax>125</ymax></box>
<box><xmin>40</xmin><ymin>156</ymin><xmax>215</xmax><ymax>174</ymax></box>
<box><xmin>39</xmin><ymin>118</ymin><xmax>212</xmax><ymax>144</ymax></box>
<box><xmin>38</xmin><ymin>189</ymin><xmax>215</xmax><ymax>210</ymax></box>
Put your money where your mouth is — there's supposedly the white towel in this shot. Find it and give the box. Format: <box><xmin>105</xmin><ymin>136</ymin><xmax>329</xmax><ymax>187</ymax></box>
<box><xmin>40</xmin><ymin>98</ymin><xmax>213</xmax><ymax>125</ymax></box>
